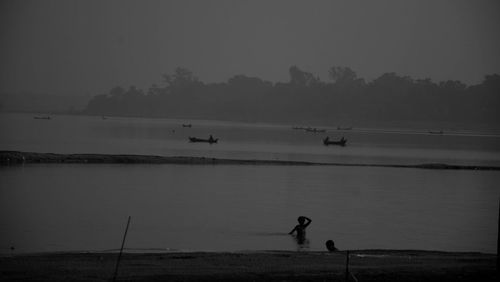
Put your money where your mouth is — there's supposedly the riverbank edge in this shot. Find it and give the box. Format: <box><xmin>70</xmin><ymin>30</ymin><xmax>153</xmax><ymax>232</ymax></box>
<box><xmin>1</xmin><ymin>150</ymin><xmax>499</xmax><ymax>170</ymax></box>
<box><xmin>0</xmin><ymin>250</ymin><xmax>497</xmax><ymax>281</ymax></box>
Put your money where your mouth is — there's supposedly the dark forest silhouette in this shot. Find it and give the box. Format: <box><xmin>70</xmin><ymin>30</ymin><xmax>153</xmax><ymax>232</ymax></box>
<box><xmin>84</xmin><ymin>66</ymin><xmax>500</xmax><ymax>126</ymax></box>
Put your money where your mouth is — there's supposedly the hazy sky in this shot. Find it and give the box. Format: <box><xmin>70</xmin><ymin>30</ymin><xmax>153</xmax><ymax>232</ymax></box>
<box><xmin>1</xmin><ymin>0</ymin><xmax>499</xmax><ymax>96</ymax></box>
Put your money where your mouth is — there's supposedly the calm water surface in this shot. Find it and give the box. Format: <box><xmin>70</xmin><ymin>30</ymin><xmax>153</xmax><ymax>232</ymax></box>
<box><xmin>0</xmin><ymin>164</ymin><xmax>498</xmax><ymax>253</ymax></box>
<box><xmin>0</xmin><ymin>113</ymin><xmax>499</xmax><ymax>253</ymax></box>
<box><xmin>1</xmin><ymin>113</ymin><xmax>500</xmax><ymax>166</ymax></box>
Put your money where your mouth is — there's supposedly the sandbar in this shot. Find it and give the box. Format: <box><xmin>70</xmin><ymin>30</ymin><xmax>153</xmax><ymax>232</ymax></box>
<box><xmin>1</xmin><ymin>150</ymin><xmax>499</xmax><ymax>170</ymax></box>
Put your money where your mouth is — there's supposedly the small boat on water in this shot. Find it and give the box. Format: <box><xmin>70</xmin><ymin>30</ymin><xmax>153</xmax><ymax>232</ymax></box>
<box><xmin>189</xmin><ymin>135</ymin><xmax>218</xmax><ymax>144</ymax></box>
<box><xmin>34</xmin><ymin>116</ymin><xmax>51</xmax><ymax>120</ymax></box>
<box><xmin>305</xmin><ymin>127</ymin><xmax>326</xmax><ymax>133</ymax></box>
<box><xmin>182</xmin><ymin>124</ymin><xmax>192</xmax><ymax>128</ymax></box>
<box><xmin>337</xmin><ymin>126</ymin><xmax>352</xmax><ymax>130</ymax></box>
<box><xmin>293</xmin><ymin>126</ymin><xmax>326</xmax><ymax>133</ymax></box>
<box><xmin>428</xmin><ymin>130</ymin><xmax>444</xmax><ymax>135</ymax></box>
<box><xmin>323</xmin><ymin>136</ymin><xmax>347</xmax><ymax>146</ymax></box>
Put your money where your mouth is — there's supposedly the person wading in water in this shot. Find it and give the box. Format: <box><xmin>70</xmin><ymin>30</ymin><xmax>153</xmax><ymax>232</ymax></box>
<box><xmin>289</xmin><ymin>216</ymin><xmax>312</xmax><ymax>248</ymax></box>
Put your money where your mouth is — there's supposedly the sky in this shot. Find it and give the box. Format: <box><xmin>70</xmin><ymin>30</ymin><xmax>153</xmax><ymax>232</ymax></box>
<box><xmin>1</xmin><ymin>0</ymin><xmax>499</xmax><ymax>96</ymax></box>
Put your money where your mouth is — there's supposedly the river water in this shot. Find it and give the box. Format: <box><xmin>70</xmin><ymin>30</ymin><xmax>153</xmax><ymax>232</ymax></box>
<box><xmin>0</xmin><ymin>113</ymin><xmax>499</xmax><ymax>253</ymax></box>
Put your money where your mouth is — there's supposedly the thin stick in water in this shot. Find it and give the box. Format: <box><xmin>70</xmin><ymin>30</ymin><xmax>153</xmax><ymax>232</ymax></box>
<box><xmin>112</xmin><ymin>216</ymin><xmax>131</xmax><ymax>282</ymax></box>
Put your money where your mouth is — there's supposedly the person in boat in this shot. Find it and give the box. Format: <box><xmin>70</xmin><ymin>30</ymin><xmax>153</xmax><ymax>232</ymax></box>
<box><xmin>289</xmin><ymin>216</ymin><xmax>312</xmax><ymax>246</ymax></box>
<box><xmin>208</xmin><ymin>135</ymin><xmax>215</xmax><ymax>142</ymax></box>
<box><xmin>325</xmin><ymin>240</ymin><xmax>339</xmax><ymax>252</ymax></box>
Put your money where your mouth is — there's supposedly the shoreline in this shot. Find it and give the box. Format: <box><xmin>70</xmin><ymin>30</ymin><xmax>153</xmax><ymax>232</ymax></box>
<box><xmin>1</xmin><ymin>150</ymin><xmax>499</xmax><ymax>170</ymax></box>
<box><xmin>0</xmin><ymin>250</ymin><xmax>496</xmax><ymax>281</ymax></box>
<box><xmin>2</xmin><ymin>248</ymin><xmax>493</xmax><ymax>256</ymax></box>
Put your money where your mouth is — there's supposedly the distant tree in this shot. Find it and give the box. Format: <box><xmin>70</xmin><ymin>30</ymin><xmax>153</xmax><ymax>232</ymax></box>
<box><xmin>474</xmin><ymin>74</ymin><xmax>500</xmax><ymax>106</ymax></box>
<box><xmin>370</xmin><ymin>72</ymin><xmax>414</xmax><ymax>98</ymax></box>
<box><xmin>415</xmin><ymin>78</ymin><xmax>433</xmax><ymax>86</ymax></box>
<box><xmin>227</xmin><ymin>75</ymin><xmax>272</xmax><ymax>89</ymax></box>
<box><xmin>438</xmin><ymin>80</ymin><xmax>466</xmax><ymax>91</ymax></box>
<box><xmin>109</xmin><ymin>86</ymin><xmax>126</xmax><ymax>97</ymax></box>
<box><xmin>147</xmin><ymin>84</ymin><xmax>163</xmax><ymax>96</ymax></box>
<box><xmin>482</xmin><ymin>74</ymin><xmax>500</xmax><ymax>89</ymax></box>
<box><xmin>86</xmin><ymin>94</ymin><xmax>112</xmax><ymax>114</ymax></box>
<box><xmin>414</xmin><ymin>78</ymin><xmax>439</xmax><ymax>96</ymax></box>
<box><xmin>162</xmin><ymin>67</ymin><xmax>199</xmax><ymax>89</ymax></box>
<box><xmin>371</xmin><ymin>72</ymin><xmax>413</xmax><ymax>88</ymax></box>
<box><xmin>288</xmin><ymin>65</ymin><xmax>319</xmax><ymax>87</ymax></box>
<box><xmin>328</xmin><ymin>66</ymin><xmax>358</xmax><ymax>85</ymax></box>
<box><xmin>124</xmin><ymin>86</ymin><xmax>143</xmax><ymax>97</ymax></box>
<box><xmin>83</xmin><ymin>66</ymin><xmax>499</xmax><ymax>127</ymax></box>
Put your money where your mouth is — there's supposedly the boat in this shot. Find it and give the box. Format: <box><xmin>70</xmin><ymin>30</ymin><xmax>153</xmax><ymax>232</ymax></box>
<box><xmin>182</xmin><ymin>124</ymin><xmax>192</xmax><ymax>128</ymax></box>
<box><xmin>337</xmin><ymin>126</ymin><xmax>352</xmax><ymax>130</ymax></box>
<box><xmin>305</xmin><ymin>127</ymin><xmax>326</xmax><ymax>133</ymax></box>
<box><xmin>189</xmin><ymin>136</ymin><xmax>218</xmax><ymax>144</ymax></box>
<box><xmin>323</xmin><ymin>136</ymin><xmax>347</xmax><ymax>146</ymax></box>
<box><xmin>428</xmin><ymin>130</ymin><xmax>444</xmax><ymax>135</ymax></box>
<box><xmin>34</xmin><ymin>116</ymin><xmax>51</xmax><ymax>120</ymax></box>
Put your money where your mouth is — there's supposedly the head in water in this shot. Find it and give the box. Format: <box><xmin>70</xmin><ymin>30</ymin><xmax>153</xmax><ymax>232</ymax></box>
<box><xmin>325</xmin><ymin>240</ymin><xmax>337</xmax><ymax>252</ymax></box>
<box><xmin>298</xmin><ymin>216</ymin><xmax>306</xmax><ymax>225</ymax></box>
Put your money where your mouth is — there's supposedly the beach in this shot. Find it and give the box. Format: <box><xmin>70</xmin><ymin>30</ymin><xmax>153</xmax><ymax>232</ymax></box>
<box><xmin>0</xmin><ymin>250</ymin><xmax>497</xmax><ymax>281</ymax></box>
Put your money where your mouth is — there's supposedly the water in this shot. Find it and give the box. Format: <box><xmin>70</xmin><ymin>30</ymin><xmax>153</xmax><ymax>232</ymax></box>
<box><xmin>0</xmin><ymin>113</ymin><xmax>499</xmax><ymax>253</ymax></box>
<box><xmin>1</xmin><ymin>113</ymin><xmax>499</xmax><ymax>166</ymax></box>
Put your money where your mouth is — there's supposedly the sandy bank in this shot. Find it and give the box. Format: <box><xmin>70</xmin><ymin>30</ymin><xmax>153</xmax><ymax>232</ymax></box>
<box><xmin>1</xmin><ymin>150</ymin><xmax>499</xmax><ymax>170</ymax></box>
<box><xmin>0</xmin><ymin>250</ymin><xmax>497</xmax><ymax>281</ymax></box>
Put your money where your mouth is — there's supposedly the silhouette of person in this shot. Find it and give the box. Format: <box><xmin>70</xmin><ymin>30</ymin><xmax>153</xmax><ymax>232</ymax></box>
<box><xmin>325</xmin><ymin>240</ymin><xmax>339</xmax><ymax>252</ymax></box>
<box><xmin>289</xmin><ymin>216</ymin><xmax>312</xmax><ymax>246</ymax></box>
<box><xmin>209</xmin><ymin>135</ymin><xmax>214</xmax><ymax>142</ymax></box>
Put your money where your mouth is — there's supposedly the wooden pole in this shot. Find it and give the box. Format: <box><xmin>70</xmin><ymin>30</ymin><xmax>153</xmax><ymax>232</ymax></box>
<box><xmin>345</xmin><ymin>250</ymin><xmax>350</xmax><ymax>282</ymax></box>
<box><xmin>112</xmin><ymin>216</ymin><xmax>131</xmax><ymax>282</ymax></box>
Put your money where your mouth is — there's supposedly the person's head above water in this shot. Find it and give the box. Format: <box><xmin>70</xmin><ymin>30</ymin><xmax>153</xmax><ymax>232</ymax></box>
<box><xmin>325</xmin><ymin>240</ymin><xmax>338</xmax><ymax>252</ymax></box>
<box><xmin>297</xmin><ymin>216</ymin><xmax>306</xmax><ymax>225</ymax></box>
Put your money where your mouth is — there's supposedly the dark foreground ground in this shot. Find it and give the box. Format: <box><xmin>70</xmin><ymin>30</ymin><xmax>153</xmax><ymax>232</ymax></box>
<box><xmin>0</xmin><ymin>250</ymin><xmax>497</xmax><ymax>281</ymax></box>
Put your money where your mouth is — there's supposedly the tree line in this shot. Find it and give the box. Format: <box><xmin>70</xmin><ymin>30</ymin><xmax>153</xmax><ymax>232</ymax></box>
<box><xmin>85</xmin><ymin>66</ymin><xmax>500</xmax><ymax>126</ymax></box>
